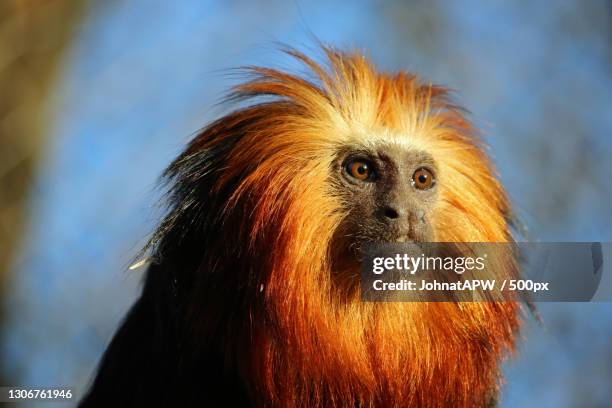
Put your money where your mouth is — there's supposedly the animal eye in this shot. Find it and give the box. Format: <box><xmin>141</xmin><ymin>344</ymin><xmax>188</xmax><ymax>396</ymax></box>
<box><xmin>412</xmin><ymin>167</ymin><xmax>435</xmax><ymax>190</ymax></box>
<box><xmin>346</xmin><ymin>160</ymin><xmax>374</xmax><ymax>181</ymax></box>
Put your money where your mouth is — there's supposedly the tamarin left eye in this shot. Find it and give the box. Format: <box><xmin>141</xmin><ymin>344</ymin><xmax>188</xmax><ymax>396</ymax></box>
<box><xmin>412</xmin><ymin>167</ymin><xmax>435</xmax><ymax>190</ymax></box>
<box><xmin>346</xmin><ymin>160</ymin><xmax>374</xmax><ymax>181</ymax></box>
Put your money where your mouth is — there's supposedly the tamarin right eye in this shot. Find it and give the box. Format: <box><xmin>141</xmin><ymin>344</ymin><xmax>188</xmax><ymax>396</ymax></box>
<box><xmin>346</xmin><ymin>160</ymin><xmax>375</xmax><ymax>181</ymax></box>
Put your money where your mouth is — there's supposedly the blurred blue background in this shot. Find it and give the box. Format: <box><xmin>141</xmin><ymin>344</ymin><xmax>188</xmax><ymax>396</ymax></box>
<box><xmin>1</xmin><ymin>1</ymin><xmax>612</xmax><ymax>406</ymax></box>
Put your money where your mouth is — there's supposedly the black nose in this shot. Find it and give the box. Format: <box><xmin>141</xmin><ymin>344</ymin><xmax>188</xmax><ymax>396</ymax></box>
<box><xmin>383</xmin><ymin>207</ymin><xmax>400</xmax><ymax>219</ymax></box>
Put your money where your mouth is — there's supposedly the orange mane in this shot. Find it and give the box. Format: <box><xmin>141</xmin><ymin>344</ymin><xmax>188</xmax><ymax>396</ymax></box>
<box><xmin>167</xmin><ymin>47</ymin><xmax>520</xmax><ymax>407</ymax></box>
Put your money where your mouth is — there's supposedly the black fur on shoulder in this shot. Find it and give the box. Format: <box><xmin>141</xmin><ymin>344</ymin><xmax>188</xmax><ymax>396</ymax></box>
<box><xmin>79</xmin><ymin>112</ymin><xmax>256</xmax><ymax>407</ymax></box>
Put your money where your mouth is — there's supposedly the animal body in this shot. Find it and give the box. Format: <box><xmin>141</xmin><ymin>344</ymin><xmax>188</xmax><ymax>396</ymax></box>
<box><xmin>81</xmin><ymin>47</ymin><xmax>520</xmax><ymax>408</ymax></box>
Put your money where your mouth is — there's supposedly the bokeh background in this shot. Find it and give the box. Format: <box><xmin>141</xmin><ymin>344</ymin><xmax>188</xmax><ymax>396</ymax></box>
<box><xmin>1</xmin><ymin>1</ymin><xmax>611</xmax><ymax>407</ymax></box>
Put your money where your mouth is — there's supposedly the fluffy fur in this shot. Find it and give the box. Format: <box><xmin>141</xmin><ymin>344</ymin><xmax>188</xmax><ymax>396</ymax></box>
<box><xmin>82</xmin><ymin>47</ymin><xmax>520</xmax><ymax>408</ymax></box>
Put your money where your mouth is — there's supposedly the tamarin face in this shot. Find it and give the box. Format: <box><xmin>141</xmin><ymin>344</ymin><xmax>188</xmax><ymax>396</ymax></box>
<box><xmin>333</xmin><ymin>142</ymin><xmax>437</xmax><ymax>248</ymax></box>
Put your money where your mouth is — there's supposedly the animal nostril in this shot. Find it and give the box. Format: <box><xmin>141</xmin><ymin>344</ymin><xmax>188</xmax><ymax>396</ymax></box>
<box><xmin>383</xmin><ymin>207</ymin><xmax>400</xmax><ymax>219</ymax></box>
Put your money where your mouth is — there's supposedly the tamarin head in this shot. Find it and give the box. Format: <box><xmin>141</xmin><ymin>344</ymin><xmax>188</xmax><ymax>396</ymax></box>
<box><xmin>149</xmin><ymin>47</ymin><xmax>520</xmax><ymax>408</ymax></box>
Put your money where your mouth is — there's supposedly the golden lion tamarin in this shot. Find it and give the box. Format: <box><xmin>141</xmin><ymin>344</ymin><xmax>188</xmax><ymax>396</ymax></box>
<box><xmin>81</xmin><ymin>47</ymin><xmax>520</xmax><ymax>408</ymax></box>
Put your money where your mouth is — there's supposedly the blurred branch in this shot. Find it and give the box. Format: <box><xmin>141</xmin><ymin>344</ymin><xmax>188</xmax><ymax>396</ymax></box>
<box><xmin>0</xmin><ymin>0</ymin><xmax>85</xmax><ymax>313</ymax></box>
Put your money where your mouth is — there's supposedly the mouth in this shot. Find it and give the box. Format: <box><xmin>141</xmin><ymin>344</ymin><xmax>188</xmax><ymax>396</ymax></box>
<box><xmin>395</xmin><ymin>234</ymin><xmax>412</xmax><ymax>243</ymax></box>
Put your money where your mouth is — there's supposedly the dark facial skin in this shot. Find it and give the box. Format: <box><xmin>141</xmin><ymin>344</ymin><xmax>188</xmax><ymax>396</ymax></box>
<box><xmin>332</xmin><ymin>143</ymin><xmax>438</xmax><ymax>255</ymax></box>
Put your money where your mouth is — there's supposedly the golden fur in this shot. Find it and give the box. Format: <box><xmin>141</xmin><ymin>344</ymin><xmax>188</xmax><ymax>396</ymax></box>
<box><xmin>183</xmin><ymin>47</ymin><xmax>520</xmax><ymax>407</ymax></box>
